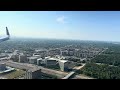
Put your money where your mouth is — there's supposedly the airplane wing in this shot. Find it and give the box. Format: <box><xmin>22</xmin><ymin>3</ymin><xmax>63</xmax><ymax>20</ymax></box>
<box><xmin>0</xmin><ymin>27</ymin><xmax>10</xmax><ymax>43</ymax></box>
<box><xmin>6</xmin><ymin>27</ymin><xmax>10</xmax><ymax>37</ymax></box>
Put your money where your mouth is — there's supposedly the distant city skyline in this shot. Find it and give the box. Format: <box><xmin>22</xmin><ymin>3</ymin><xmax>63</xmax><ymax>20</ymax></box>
<box><xmin>0</xmin><ymin>11</ymin><xmax>120</xmax><ymax>42</ymax></box>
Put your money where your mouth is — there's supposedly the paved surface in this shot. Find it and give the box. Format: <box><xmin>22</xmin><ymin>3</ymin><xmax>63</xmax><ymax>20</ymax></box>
<box><xmin>62</xmin><ymin>71</ymin><xmax>75</xmax><ymax>79</ymax></box>
<box><xmin>2</xmin><ymin>60</ymin><xmax>68</xmax><ymax>78</ymax></box>
<box><xmin>0</xmin><ymin>60</ymin><xmax>93</xmax><ymax>79</ymax></box>
<box><xmin>73</xmin><ymin>75</ymin><xmax>94</xmax><ymax>79</ymax></box>
<box><xmin>5</xmin><ymin>61</ymin><xmax>34</xmax><ymax>70</ymax></box>
<box><xmin>62</xmin><ymin>64</ymin><xmax>85</xmax><ymax>79</ymax></box>
<box><xmin>73</xmin><ymin>64</ymin><xmax>85</xmax><ymax>70</ymax></box>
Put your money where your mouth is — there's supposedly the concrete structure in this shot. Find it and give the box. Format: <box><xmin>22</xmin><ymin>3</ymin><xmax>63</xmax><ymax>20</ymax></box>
<box><xmin>19</xmin><ymin>54</ymin><xmax>27</xmax><ymax>63</ymax></box>
<box><xmin>0</xmin><ymin>57</ymin><xmax>9</xmax><ymax>61</ymax></box>
<box><xmin>24</xmin><ymin>68</ymin><xmax>41</xmax><ymax>79</ymax></box>
<box><xmin>63</xmin><ymin>64</ymin><xmax>86</xmax><ymax>79</ymax></box>
<box><xmin>10</xmin><ymin>50</ymin><xmax>21</xmax><ymax>62</ymax></box>
<box><xmin>0</xmin><ymin>63</ymin><xmax>6</xmax><ymax>71</ymax></box>
<box><xmin>59</xmin><ymin>60</ymin><xmax>75</xmax><ymax>71</ymax></box>
<box><xmin>44</xmin><ymin>57</ymin><xmax>58</xmax><ymax>67</ymax></box>
<box><xmin>62</xmin><ymin>71</ymin><xmax>75</xmax><ymax>79</ymax></box>
<box><xmin>13</xmin><ymin>50</ymin><xmax>20</xmax><ymax>55</ymax></box>
<box><xmin>48</xmin><ymin>49</ymin><xmax>60</xmax><ymax>56</ymax></box>
<box><xmin>68</xmin><ymin>51</ymin><xmax>74</xmax><ymax>56</ymax></box>
<box><xmin>28</xmin><ymin>56</ymin><xmax>38</xmax><ymax>65</ymax></box>
<box><xmin>33</xmin><ymin>53</ymin><xmax>41</xmax><ymax>58</ymax></box>
<box><xmin>55</xmin><ymin>55</ymin><xmax>66</xmax><ymax>60</ymax></box>
<box><xmin>0</xmin><ymin>54</ymin><xmax>8</xmax><ymax>58</ymax></box>
<box><xmin>4</xmin><ymin>61</ymin><xmax>68</xmax><ymax>78</ymax></box>
<box><xmin>35</xmin><ymin>50</ymin><xmax>47</xmax><ymax>58</ymax></box>
<box><xmin>10</xmin><ymin>54</ymin><xmax>19</xmax><ymax>62</ymax></box>
<box><xmin>37</xmin><ymin>58</ymin><xmax>45</xmax><ymax>66</ymax></box>
<box><xmin>61</xmin><ymin>50</ymin><xmax>68</xmax><ymax>56</ymax></box>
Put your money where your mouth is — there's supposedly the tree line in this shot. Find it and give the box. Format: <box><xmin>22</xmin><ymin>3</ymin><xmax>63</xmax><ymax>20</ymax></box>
<box><xmin>80</xmin><ymin>63</ymin><xmax>120</xmax><ymax>79</ymax></box>
<box><xmin>91</xmin><ymin>44</ymin><xmax>120</xmax><ymax>67</ymax></box>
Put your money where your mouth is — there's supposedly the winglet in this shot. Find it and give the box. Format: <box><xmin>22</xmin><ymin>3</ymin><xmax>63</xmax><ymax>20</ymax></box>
<box><xmin>6</xmin><ymin>27</ymin><xmax>10</xmax><ymax>37</ymax></box>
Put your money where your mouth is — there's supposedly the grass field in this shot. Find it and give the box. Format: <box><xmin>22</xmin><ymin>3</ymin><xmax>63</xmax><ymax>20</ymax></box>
<box><xmin>3</xmin><ymin>69</ymin><xmax>26</xmax><ymax>79</ymax></box>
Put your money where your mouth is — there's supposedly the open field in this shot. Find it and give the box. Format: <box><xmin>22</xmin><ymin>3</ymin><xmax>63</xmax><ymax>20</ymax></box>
<box><xmin>2</xmin><ymin>69</ymin><xmax>25</xmax><ymax>79</ymax></box>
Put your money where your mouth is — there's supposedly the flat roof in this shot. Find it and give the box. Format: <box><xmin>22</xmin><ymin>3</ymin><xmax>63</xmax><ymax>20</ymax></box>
<box><xmin>29</xmin><ymin>56</ymin><xmax>38</xmax><ymax>59</ymax></box>
<box><xmin>59</xmin><ymin>60</ymin><xmax>68</xmax><ymax>63</ymax></box>
<box><xmin>45</xmin><ymin>57</ymin><xmax>60</xmax><ymax>61</ymax></box>
<box><xmin>37</xmin><ymin>58</ymin><xmax>43</xmax><ymax>61</ymax></box>
<box><xmin>49</xmin><ymin>58</ymin><xmax>59</xmax><ymax>60</ymax></box>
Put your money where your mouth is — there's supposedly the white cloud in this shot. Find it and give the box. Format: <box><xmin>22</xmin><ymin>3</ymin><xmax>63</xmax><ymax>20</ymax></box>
<box><xmin>56</xmin><ymin>16</ymin><xmax>67</xmax><ymax>24</ymax></box>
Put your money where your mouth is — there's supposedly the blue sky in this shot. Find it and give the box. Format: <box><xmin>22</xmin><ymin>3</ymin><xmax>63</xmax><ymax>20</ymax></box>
<box><xmin>0</xmin><ymin>11</ymin><xmax>120</xmax><ymax>41</ymax></box>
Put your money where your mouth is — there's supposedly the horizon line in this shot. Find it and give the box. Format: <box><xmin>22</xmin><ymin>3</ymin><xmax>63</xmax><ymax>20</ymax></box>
<box><xmin>10</xmin><ymin>36</ymin><xmax>120</xmax><ymax>43</ymax></box>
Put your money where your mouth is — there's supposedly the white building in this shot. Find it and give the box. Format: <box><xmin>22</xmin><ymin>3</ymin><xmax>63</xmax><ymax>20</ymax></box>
<box><xmin>44</xmin><ymin>57</ymin><xmax>59</xmax><ymax>67</ymax></box>
<box><xmin>13</xmin><ymin>50</ymin><xmax>19</xmax><ymax>55</ymax></box>
<box><xmin>28</xmin><ymin>56</ymin><xmax>38</xmax><ymax>64</ymax></box>
<box><xmin>37</xmin><ymin>58</ymin><xmax>45</xmax><ymax>66</ymax></box>
<box><xmin>33</xmin><ymin>53</ymin><xmax>41</xmax><ymax>58</ymax></box>
<box><xmin>59</xmin><ymin>60</ymin><xmax>75</xmax><ymax>71</ymax></box>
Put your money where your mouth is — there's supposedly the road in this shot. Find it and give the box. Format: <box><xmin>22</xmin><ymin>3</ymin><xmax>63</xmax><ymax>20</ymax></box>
<box><xmin>62</xmin><ymin>64</ymin><xmax>85</xmax><ymax>79</ymax></box>
<box><xmin>3</xmin><ymin>60</ymin><xmax>68</xmax><ymax>78</ymax></box>
<box><xmin>73</xmin><ymin>74</ymin><xmax>94</xmax><ymax>79</ymax></box>
<box><xmin>0</xmin><ymin>60</ymin><xmax>93</xmax><ymax>79</ymax></box>
<box><xmin>1</xmin><ymin>60</ymin><xmax>87</xmax><ymax>79</ymax></box>
<box><xmin>73</xmin><ymin>64</ymin><xmax>85</xmax><ymax>70</ymax></box>
<box><xmin>5</xmin><ymin>61</ymin><xmax>34</xmax><ymax>70</ymax></box>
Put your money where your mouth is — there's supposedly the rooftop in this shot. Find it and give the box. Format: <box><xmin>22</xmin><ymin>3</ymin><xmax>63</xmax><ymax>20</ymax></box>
<box><xmin>46</xmin><ymin>58</ymin><xmax>60</xmax><ymax>61</ymax></box>
<box><xmin>29</xmin><ymin>56</ymin><xmax>38</xmax><ymax>60</ymax></box>
<box><xmin>37</xmin><ymin>58</ymin><xmax>43</xmax><ymax>61</ymax></box>
<box><xmin>59</xmin><ymin>60</ymin><xmax>68</xmax><ymax>63</ymax></box>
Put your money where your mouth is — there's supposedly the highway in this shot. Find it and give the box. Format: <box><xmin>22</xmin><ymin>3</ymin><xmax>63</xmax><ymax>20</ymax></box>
<box><xmin>2</xmin><ymin>60</ymin><xmax>68</xmax><ymax>78</ymax></box>
<box><xmin>5</xmin><ymin>61</ymin><xmax>34</xmax><ymax>70</ymax></box>
<box><xmin>0</xmin><ymin>60</ymin><xmax>92</xmax><ymax>79</ymax></box>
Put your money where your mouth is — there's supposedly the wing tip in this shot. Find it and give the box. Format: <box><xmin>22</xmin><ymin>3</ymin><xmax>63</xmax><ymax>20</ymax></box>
<box><xmin>6</xmin><ymin>27</ymin><xmax>10</xmax><ymax>36</ymax></box>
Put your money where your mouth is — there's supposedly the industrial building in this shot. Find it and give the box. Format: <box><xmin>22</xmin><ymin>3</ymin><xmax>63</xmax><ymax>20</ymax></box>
<box><xmin>48</xmin><ymin>49</ymin><xmax>61</xmax><ymax>56</ymax></box>
<box><xmin>61</xmin><ymin>50</ymin><xmax>68</xmax><ymax>56</ymax></box>
<box><xmin>44</xmin><ymin>57</ymin><xmax>58</xmax><ymax>67</ymax></box>
<box><xmin>35</xmin><ymin>49</ymin><xmax>47</xmax><ymax>58</ymax></box>
<box><xmin>10</xmin><ymin>50</ymin><xmax>21</xmax><ymax>62</ymax></box>
<box><xmin>10</xmin><ymin>54</ymin><xmax>19</xmax><ymax>62</ymax></box>
<box><xmin>19</xmin><ymin>54</ymin><xmax>28</xmax><ymax>63</ymax></box>
<box><xmin>28</xmin><ymin>56</ymin><xmax>38</xmax><ymax>64</ymax></box>
<box><xmin>13</xmin><ymin>50</ymin><xmax>19</xmax><ymax>55</ymax></box>
<box><xmin>55</xmin><ymin>55</ymin><xmax>66</xmax><ymax>60</ymax></box>
<box><xmin>33</xmin><ymin>53</ymin><xmax>41</xmax><ymax>58</ymax></box>
<box><xmin>59</xmin><ymin>60</ymin><xmax>75</xmax><ymax>71</ymax></box>
<box><xmin>37</xmin><ymin>58</ymin><xmax>45</xmax><ymax>66</ymax></box>
<box><xmin>0</xmin><ymin>63</ymin><xmax>7</xmax><ymax>71</ymax></box>
<box><xmin>0</xmin><ymin>53</ymin><xmax>8</xmax><ymax>58</ymax></box>
<box><xmin>24</xmin><ymin>68</ymin><xmax>41</xmax><ymax>79</ymax></box>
